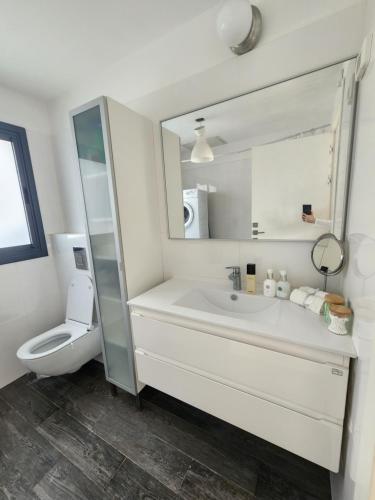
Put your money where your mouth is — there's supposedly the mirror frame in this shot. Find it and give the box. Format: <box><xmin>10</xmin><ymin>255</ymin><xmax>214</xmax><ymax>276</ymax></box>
<box><xmin>311</xmin><ymin>233</ymin><xmax>345</xmax><ymax>276</ymax></box>
<box><xmin>160</xmin><ymin>57</ymin><xmax>358</xmax><ymax>242</ymax></box>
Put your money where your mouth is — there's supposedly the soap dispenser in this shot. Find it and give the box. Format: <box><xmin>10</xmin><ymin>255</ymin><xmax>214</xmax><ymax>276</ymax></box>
<box><xmin>263</xmin><ymin>269</ymin><xmax>276</xmax><ymax>297</ymax></box>
<box><xmin>276</xmin><ymin>270</ymin><xmax>291</xmax><ymax>299</ymax></box>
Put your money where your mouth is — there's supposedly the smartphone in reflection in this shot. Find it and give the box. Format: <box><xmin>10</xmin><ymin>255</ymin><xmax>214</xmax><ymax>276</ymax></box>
<box><xmin>303</xmin><ymin>204</ymin><xmax>312</xmax><ymax>215</ymax></box>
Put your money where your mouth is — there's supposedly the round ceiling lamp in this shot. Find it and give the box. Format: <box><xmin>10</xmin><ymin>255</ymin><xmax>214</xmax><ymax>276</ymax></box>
<box><xmin>216</xmin><ymin>0</ymin><xmax>262</xmax><ymax>56</ymax></box>
<box><xmin>190</xmin><ymin>118</ymin><xmax>214</xmax><ymax>164</ymax></box>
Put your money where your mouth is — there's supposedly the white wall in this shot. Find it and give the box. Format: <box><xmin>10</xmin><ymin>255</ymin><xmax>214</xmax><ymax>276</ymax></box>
<box><xmin>331</xmin><ymin>0</ymin><xmax>375</xmax><ymax>498</ymax></box>
<box><xmin>0</xmin><ymin>85</ymin><xmax>65</xmax><ymax>388</ymax></box>
<box><xmin>251</xmin><ymin>133</ymin><xmax>331</xmax><ymax>241</ymax></box>
<box><xmin>130</xmin><ymin>5</ymin><xmax>363</xmax><ymax>291</ymax></box>
<box><xmin>162</xmin><ymin>128</ymin><xmax>185</xmax><ymax>238</ymax></box>
<box><xmin>50</xmin><ymin>1</ymin><xmax>364</xmax><ymax>292</ymax></box>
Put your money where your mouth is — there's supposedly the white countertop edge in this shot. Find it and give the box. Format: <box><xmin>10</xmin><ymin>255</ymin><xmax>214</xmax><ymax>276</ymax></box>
<box><xmin>130</xmin><ymin>303</ymin><xmax>356</xmax><ymax>360</ymax></box>
<box><xmin>128</xmin><ymin>278</ymin><xmax>357</xmax><ymax>359</ymax></box>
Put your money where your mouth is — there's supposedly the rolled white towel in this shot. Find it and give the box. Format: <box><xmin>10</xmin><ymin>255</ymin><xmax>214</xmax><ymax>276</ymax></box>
<box><xmin>308</xmin><ymin>295</ymin><xmax>326</xmax><ymax>315</ymax></box>
<box><xmin>304</xmin><ymin>294</ymin><xmax>315</xmax><ymax>308</ymax></box>
<box><xmin>300</xmin><ymin>286</ymin><xmax>318</xmax><ymax>295</ymax></box>
<box><xmin>290</xmin><ymin>289</ymin><xmax>309</xmax><ymax>306</ymax></box>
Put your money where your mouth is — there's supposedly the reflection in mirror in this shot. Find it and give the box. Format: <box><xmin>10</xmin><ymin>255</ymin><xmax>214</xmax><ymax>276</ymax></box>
<box><xmin>161</xmin><ymin>59</ymin><xmax>357</xmax><ymax>241</ymax></box>
<box><xmin>311</xmin><ymin>233</ymin><xmax>344</xmax><ymax>276</ymax></box>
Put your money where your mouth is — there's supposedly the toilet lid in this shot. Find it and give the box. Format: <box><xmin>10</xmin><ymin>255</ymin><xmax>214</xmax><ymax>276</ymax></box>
<box><xmin>66</xmin><ymin>275</ymin><xmax>94</xmax><ymax>328</ymax></box>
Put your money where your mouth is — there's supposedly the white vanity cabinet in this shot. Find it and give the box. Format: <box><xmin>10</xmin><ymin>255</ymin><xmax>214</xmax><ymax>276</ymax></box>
<box><xmin>130</xmin><ymin>310</ymin><xmax>351</xmax><ymax>472</ymax></box>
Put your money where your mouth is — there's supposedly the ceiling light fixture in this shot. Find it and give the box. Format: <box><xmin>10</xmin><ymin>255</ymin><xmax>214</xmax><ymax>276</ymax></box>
<box><xmin>216</xmin><ymin>0</ymin><xmax>262</xmax><ymax>56</ymax></box>
<box><xmin>190</xmin><ymin>118</ymin><xmax>214</xmax><ymax>163</ymax></box>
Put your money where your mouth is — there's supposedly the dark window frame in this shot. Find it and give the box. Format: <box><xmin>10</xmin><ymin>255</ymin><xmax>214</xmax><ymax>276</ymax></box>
<box><xmin>0</xmin><ymin>121</ymin><xmax>47</xmax><ymax>265</ymax></box>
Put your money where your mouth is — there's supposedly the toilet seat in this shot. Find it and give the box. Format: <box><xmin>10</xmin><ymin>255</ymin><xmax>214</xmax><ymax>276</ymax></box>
<box><xmin>16</xmin><ymin>274</ymin><xmax>101</xmax><ymax>377</ymax></box>
<box><xmin>17</xmin><ymin>274</ymin><xmax>101</xmax><ymax>377</ymax></box>
<box><xmin>17</xmin><ymin>321</ymin><xmax>90</xmax><ymax>361</ymax></box>
<box><xmin>66</xmin><ymin>274</ymin><xmax>94</xmax><ymax>328</ymax></box>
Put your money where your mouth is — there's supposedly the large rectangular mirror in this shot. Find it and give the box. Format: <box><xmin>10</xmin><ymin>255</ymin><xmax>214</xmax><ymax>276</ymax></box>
<box><xmin>161</xmin><ymin>59</ymin><xmax>357</xmax><ymax>241</ymax></box>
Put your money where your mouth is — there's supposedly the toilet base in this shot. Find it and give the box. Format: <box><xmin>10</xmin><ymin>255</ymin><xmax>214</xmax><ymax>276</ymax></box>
<box><xmin>18</xmin><ymin>327</ymin><xmax>101</xmax><ymax>378</ymax></box>
<box><xmin>35</xmin><ymin>365</ymin><xmax>82</xmax><ymax>379</ymax></box>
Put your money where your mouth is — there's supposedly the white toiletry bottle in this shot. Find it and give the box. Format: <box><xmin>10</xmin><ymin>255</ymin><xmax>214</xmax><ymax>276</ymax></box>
<box><xmin>276</xmin><ymin>270</ymin><xmax>291</xmax><ymax>299</ymax></box>
<box><xmin>263</xmin><ymin>269</ymin><xmax>276</xmax><ymax>297</ymax></box>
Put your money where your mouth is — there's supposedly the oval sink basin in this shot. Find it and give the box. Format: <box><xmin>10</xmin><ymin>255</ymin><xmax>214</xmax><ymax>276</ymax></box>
<box><xmin>174</xmin><ymin>288</ymin><xmax>280</xmax><ymax>325</ymax></box>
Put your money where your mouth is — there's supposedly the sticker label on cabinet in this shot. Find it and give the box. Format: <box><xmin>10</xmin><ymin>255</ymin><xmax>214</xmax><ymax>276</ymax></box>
<box><xmin>332</xmin><ymin>368</ymin><xmax>344</xmax><ymax>376</ymax></box>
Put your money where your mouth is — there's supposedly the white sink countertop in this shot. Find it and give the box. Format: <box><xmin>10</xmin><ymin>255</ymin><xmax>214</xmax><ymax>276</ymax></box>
<box><xmin>128</xmin><ymin>278</ymin><xmax>357</xmax><ymax>358</ymax></box>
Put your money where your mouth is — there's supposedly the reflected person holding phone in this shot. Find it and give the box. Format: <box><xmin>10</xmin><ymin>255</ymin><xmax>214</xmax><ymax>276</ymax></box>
<box><xmin>302</xmin><ymin>204</ymin><xmax>331</xmax><ymax>227</ymax></box>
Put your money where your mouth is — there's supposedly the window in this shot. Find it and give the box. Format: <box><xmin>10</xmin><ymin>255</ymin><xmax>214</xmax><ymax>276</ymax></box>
<box><xmin>0</xmin><ymin>121</ymin><xmax>47</xmax><ymax>264</ymax></box>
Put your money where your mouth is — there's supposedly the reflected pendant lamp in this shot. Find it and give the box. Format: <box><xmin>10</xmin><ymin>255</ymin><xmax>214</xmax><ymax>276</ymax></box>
<box><xmin>190</xmin><ymin>118</ymin><xmax>214</xmax><ymax>163</ymax></box>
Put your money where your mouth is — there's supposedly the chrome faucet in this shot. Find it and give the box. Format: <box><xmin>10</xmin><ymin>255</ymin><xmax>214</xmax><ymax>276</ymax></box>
<box><xmin>226</xmin><ymin>266</ymin><xmax>241</xmax><ymax>291</ymax></box>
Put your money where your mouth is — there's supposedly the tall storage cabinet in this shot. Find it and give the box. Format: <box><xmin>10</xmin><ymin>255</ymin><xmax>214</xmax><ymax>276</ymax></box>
<box><xmin>71</xmin><ymin>97</ymin><xmax>163</xmax><ymax>394</ymax></box>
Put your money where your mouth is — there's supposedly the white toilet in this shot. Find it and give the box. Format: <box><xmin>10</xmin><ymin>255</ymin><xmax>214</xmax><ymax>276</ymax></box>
<box><xmin>17</xmin><ymin>274</ymin><xmax>101</xmax><ymax>377</ymax></box>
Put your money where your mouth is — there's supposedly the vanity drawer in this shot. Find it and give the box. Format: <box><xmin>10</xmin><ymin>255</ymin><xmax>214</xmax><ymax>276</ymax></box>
<box><xmin>131</xmin><ymin>313</ymin><xmax>349</xmax><ymax>422</ymax></box>
<box><xmin>135</xmin><ymin>349</ymin><xmax>342</xmax><ymax>472</ymax></box>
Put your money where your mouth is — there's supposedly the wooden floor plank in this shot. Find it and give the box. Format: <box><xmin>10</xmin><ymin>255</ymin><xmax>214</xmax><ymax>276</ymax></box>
<box><xmin>37</xmin><ymin>409</ymin><xmax>124</xmax><ymax>488</ymax></box>
<box><xmin>33</xmin><ymin>458</ymin><xmax>108</xmax><ymax>500</ymax></box>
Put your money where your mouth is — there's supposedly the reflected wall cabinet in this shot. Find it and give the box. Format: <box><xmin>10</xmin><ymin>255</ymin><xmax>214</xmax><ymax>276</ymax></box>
<box><xmin>71</xmin><ymin>97</ymin><xmax>163</xmax><ymax>394</ymax></box>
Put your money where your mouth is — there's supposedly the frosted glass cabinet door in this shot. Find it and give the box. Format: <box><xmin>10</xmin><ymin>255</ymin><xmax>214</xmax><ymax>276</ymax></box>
<box><xmin>72</xmin><ymin>101</ymin><xmax>136</xmax><ymax>394</ymax></box>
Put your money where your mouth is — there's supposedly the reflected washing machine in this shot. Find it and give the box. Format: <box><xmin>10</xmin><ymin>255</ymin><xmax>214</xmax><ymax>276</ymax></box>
<box><xmin>183</xmin><ymin>189</ymin><xmax>209</xmax><ymax>238</ymax></box>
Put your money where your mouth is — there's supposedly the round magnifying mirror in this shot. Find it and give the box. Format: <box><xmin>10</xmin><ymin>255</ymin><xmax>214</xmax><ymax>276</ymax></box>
<box><xmin>311</xmin><ymin>233</ymin><xmax>345</xmax><ymax>277</ymax></box>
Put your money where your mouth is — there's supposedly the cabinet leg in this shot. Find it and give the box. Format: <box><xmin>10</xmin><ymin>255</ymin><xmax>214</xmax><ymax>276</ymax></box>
<box><xmin>135</xmin><ymin>394</ymin><xmax>143</xmax><ymax>410</ymax></box>
<box><xmin>110</xmin><ymin>384</ymin><xmax>118</xmax><ymax>397</ymax></box>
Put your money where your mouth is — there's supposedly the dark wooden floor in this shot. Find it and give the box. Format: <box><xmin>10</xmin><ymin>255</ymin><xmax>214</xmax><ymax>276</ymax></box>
<box><xmin>0</xmin><ymin>360</ymin><xmax>331</xmax><ymax>499</ymax></box>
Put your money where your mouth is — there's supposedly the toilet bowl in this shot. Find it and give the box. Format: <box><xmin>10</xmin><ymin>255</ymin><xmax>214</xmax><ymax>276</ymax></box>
<box><xmin>17</xmin><ymin>274</ymin><xmax>101</xmax><ymax>377</ymax></box>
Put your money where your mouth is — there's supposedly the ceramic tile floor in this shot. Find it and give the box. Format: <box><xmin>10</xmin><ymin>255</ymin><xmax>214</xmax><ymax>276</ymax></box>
<box><xmin>0</xmin><ymin>360</ymin><xmax>331</xmax><ymax>499</ymax></box>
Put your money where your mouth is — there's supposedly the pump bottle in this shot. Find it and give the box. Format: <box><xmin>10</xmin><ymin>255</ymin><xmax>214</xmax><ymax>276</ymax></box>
<box><xmin>276</xmin><ymin>270</ymin><xmax>291</xmax><ymax>299</ymax></box>
<box><xmin>263</xmin><ymin>269</ymin><xmax>276</xmax><ymax>297</ymax></box>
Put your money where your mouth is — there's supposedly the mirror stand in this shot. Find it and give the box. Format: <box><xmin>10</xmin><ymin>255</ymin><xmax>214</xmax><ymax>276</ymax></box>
<box><xmin>311</xmin><ymin>233</ymin><xmax>345</xmax><ymax>291</ymax></box>
<box><xmin>323</xmin><ymin>274</ymin><xmax>328</xmax><ymax>293</ymax></box>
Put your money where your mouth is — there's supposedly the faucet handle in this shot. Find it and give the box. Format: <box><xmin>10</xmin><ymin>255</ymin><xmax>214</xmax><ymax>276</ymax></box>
<box><xmin>226</xmin><ymin>266</ymin><xmax>241</xmax><ymax>274</ymax></box>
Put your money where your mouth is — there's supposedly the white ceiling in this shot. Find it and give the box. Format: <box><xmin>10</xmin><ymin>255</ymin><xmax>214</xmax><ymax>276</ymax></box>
<box><xmin>0</xmin><ymin>0</ymin><xmax>219</xmax><ymax>100</ymax></box>
<box><xmin>164</xmin><ymin>62</ymin><xmax>346</xmax><ymax>151</ymax></box>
